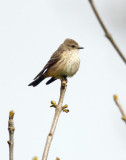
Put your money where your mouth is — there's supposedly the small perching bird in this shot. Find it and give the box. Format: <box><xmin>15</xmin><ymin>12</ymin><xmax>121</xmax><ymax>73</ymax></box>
<box><xmin>28</xmin><ymin>39</ymin><xmax>83</xmax><ymax>87</ymax></box>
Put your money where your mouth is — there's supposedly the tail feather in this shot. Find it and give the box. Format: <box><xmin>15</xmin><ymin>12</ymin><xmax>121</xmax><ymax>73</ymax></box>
<box><xmin>46</xmin><ymin>77</ymin><xmax>57</xmax><ymax>85</ymax></box>
<box><xmin>28</xmin><ymin>76</ymin><xmax>45</xmax><ymax>87</ymax></box>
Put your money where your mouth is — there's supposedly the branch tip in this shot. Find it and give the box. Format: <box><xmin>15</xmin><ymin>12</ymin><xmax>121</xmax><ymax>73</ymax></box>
<box><xmin>33</xmin><ymin>157</ymin><xmax>39</xmax><ymax>160</ymax></box>
<box><xmin>61</xmin><ymin>79</ymin><xmax>67</xmax><ymax>89</ymax></box>
<box><xmin>9</xmin><ymin>110</ymin><xmax>15</xmax><ymax>119</ymax></box>
<box><xmin>122</xmin><ymin>116</ymin><xmax>126</xmax><ymax>122</ymax></box>
<box><xmin>8</xmin><ymin>110</ymin><xmax>15</xmax><ymax>160</ymax></box>
<box><xmin>113</xmin><ymin>95</ymin><xmax>126</xmax><ymax>122</ymax></box>
<box><xmin>113</xmin><ymin>95</ymin><xmax>118</xmax><ymax>100</ymax></box>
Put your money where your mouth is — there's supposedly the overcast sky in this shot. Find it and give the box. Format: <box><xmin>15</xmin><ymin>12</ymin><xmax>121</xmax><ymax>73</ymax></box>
<box><xmin>0</xmin><ymin>0</ymin><xmax>126</xmax><ymax>160</ymax></box>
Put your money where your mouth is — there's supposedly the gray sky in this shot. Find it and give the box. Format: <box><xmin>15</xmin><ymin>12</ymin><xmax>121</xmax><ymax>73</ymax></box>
<box><xmin>0</xmin><ymin>0</ymin><xmax>126</xmax><ymax>159</ymax></box>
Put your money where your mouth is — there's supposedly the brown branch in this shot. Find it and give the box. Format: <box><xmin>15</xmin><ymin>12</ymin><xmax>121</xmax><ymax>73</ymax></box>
<box><xmin>7</xmin><ymin>110</ymin><xmax>15</xmax><ymax>160</ymax></box>
<box><xmin>42</xmin><ymin>79</ymin><xmax>68</xmax><ymax>160</ymax></box>
<box><xmin>113</xmin><ymin>95</ymin><xmax>126</xmax><ymax>122</ymax></box>
<box><xmin>89</xmin><ymin>0</ymin><xmax>126</xmax><ymax>64</ymax></box>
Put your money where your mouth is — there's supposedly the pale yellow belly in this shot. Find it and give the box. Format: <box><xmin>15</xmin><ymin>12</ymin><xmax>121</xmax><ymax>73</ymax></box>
<box><xmin>46</xmin><ymin>50</ymin><xmax>80</xmax><ymax>78</ymax></box>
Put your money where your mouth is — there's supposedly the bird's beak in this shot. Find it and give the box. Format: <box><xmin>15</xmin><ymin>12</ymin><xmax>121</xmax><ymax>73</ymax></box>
<box><xmin>78</xmin><ymin>47</ymin><xmax>84</xmax><ymax>49</ymax></box>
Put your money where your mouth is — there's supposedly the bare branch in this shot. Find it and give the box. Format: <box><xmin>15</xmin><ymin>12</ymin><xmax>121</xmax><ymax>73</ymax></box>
<box><xmin>89</xmin><ymin>0</ymin><xmax>126</xmax><ymax>64</ymax></box>
<box><xmin>7</xmin><ymin>110</ymin><xmax>15</xmax><ymax>160</ymax></box>
<box><xmin>42</xmin><ymin>79</ymin><xmax>68</xmax><ymax>160</ymax></box>
<box><xmin>113</xmin><ymin>95</ymin><xmax>126</xmax><ymax>122</ymax></box>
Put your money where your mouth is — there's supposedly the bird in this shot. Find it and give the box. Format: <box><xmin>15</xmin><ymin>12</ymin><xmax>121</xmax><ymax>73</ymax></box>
<box><xmin>28</xmin><ymin>38</ymin><xmax>83</xmax><ymax>87</ymax></box>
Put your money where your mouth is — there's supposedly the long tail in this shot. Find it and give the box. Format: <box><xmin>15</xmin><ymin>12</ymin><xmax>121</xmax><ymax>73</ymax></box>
<box><xmin>46</xmin><ymin>77</ymin><xmax>57</xmax><ymax>85</ymax></box>
<box><xmin>28</xmin><ymin>76</ymin><xmax>45</xmax><ymax>87</ymax></box>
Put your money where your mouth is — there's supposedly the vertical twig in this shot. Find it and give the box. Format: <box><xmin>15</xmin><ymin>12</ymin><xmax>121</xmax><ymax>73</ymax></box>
<box><xmin>8</xmin><ymin>110</ymin><xmax>15</xmax><ymax>160</ymax></box>
<box><xmin>89</xmin><ymin>0</ymin><xmax>126</xmax><ymax>64</ymax></box>
<box><xmin>113</xmin><ymin>95</ymin><xmax>126</xmax><ymax>122</ymax></box>
<box><xmin>42</xmin><ymin>79</ymin><xmax>68</xmax><ymax>160</ymax></box>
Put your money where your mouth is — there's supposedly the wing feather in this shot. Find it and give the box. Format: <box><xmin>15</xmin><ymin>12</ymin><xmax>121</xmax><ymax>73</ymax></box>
<box><xmin>34</xmin><ymin>49</ymin><xmax>63</xmax><ymax>80</ymax></box>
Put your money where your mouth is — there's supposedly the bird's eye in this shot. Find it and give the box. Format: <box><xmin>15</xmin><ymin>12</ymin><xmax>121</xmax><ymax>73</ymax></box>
<box><xmin>71</xmin><ymin>45</ymin><xmax>75</xmax><ymax>48</ymax></box>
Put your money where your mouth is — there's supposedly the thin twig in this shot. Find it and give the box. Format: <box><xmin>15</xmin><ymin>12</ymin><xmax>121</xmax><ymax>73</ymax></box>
<box><xmin>113</xmin><ymin>95</ymin><xmax>126</xmax><ymax>122</ymax></box>
<box><xmin>42</xmin><ymin>79</ymin><xmax>68</xmax><ymax>160</ymax></box>
<box><xmin>89</xmin><ymin>0</ymin><xmax>126</xmax><ymax>64</ymax></box>
<box><xmin>7</xmin><ymin>110</ymin><xmax>15</xmax><ymax>160</ymax></box>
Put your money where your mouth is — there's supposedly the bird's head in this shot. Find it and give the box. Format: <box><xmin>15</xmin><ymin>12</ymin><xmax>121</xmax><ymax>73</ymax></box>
<box><xmin>63</xmin><ymin>39</ymin><xmax>84</xmax><ymax>51</ymax></box>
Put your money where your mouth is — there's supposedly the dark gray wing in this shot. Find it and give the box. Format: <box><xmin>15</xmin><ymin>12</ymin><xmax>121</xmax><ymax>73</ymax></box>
<box><xmin>34</xmin><ymin>49</ymin><xmax>63</xmax><ymax>80</ymax></box>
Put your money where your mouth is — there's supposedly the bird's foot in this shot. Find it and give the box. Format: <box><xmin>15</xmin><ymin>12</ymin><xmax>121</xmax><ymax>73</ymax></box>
<box><xmin>62</xmin><ymin>104</ymin><xmax>69</xmax><ymax>113</ymax></box>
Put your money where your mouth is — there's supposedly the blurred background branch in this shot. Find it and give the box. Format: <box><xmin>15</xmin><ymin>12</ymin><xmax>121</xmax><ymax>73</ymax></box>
<box><xmin>8</xmin><ymin>110</ymin><xmax>15</xmax><ymax>160</ymax></box>
<box><xmin>89</xmin><ymin>0</ymin><xmax>126</xmax><ymax>64</ymax></box>
<box><xmin>33</xmin><ymin>157</ymin><xmax>39</xmax><ymax>160</ymax></box>
<box><xmin>114</xmin><ymin>95</ymin><xmax>126</xmax><ymax>122</ymax></box>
